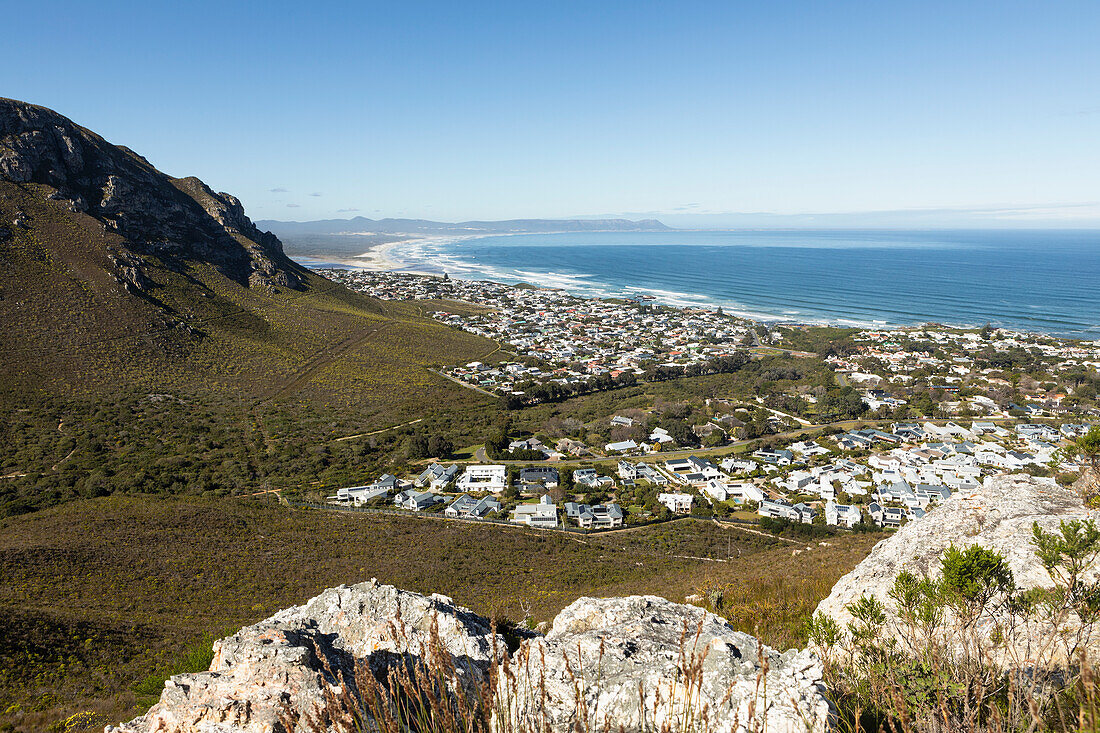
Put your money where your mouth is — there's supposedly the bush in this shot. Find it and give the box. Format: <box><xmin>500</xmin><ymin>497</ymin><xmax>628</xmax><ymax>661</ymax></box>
<box><xmin>808</xmin><ymin>520</ymin><xmax>1100</xmax><ymax>732</ymax></box>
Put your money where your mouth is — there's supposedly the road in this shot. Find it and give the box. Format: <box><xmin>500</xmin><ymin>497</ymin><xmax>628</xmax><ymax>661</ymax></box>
<box><xmin>448</xmin><ymin>416</ymin><xmax>1019</xmax><ymax>467</ymax></box>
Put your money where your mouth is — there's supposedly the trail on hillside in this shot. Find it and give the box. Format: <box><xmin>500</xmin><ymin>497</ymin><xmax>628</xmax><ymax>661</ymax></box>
<box><xmin>257</xmin><ymin>322</ymin><xmax>393</xmax><ymax>404</ymax></box>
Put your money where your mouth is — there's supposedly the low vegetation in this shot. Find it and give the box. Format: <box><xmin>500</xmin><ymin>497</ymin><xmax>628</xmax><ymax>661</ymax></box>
<box><xmin>0</xmin><ymin>496</ymin><xmax>877</xmax><ymax>732</ymax></box>
<box><xmin>807</xmin><ymin>520</ymin><xmax>1100</xmax><ymax>732</ymax></box>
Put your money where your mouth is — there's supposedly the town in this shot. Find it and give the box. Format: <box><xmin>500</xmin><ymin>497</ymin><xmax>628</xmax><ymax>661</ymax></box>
<box><xmin>315</xmin><ymin>269</ymin><xmax>1100</xmax><ymax>536</ymax></box>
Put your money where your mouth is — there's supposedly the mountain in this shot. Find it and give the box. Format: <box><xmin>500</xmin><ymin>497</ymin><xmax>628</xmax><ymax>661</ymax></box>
<box><xmin>257</xmin><ymin>215</ymin><xmax>671</xmax><ymax>237</ymax></box>
<box><xmin>1</xmin><ymin>99</ymin><xmax>303</xmax><ymax>291</ymax></box>
<box><xmin>0</xmin><ymin>99</ymin><xmax>494</xmax><ymax>401</ymax></box>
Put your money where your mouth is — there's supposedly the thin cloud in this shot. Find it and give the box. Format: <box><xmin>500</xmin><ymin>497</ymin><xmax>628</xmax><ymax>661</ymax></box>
<box><xmin>310</xmin><ymin>192</ymin><xmax>323</xmax><ymax>197</ymax></box>
<box><xmin>1058</xmin><ymin>106</ymin><xmax>1100</xmax><ymax>117</ymax></box>
<box><xmin>336</xmin><ymin>207</ymin><xmax>360</xmax><ymax>212</ymax></box>
<box><xmin>269</xmin><ymin>187</ymin><xmax>289</xmax><ymax>193</ymax></box>
<box><xmin>286</xmin><ymin>203</ymin><xmax>301</xmax><ymax>208</ymax></box>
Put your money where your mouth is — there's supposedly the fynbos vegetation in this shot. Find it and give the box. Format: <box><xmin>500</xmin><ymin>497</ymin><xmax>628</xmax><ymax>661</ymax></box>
<box><xmin>807</xmin><ymin>519</ymin><xmax>1100</xmax><ymax>732</ymax></box>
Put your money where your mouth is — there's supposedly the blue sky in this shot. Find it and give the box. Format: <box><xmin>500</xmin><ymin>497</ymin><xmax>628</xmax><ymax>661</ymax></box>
<box><xmin>4</xmin><ymin>0</ymin><xmax>1099</xmax><ymax>226</ymax></box>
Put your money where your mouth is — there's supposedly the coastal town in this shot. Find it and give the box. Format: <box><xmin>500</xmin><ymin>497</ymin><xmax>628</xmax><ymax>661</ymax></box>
<box><xmin>318</xmin><ymin>268</ymin><xmax>1100</xmax><ymax>536</ymax></box>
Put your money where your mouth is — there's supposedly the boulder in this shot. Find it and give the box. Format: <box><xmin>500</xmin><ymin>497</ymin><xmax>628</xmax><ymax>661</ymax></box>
<box><xmin>815</xmin><ymin>474</ymin><xmax>1100</xmax><ymax>662</ymax></box>
<box><xmin>499</xmin><ymin>595</ymin><xmax>831</xmax><ymax>733</ymax></box>
<box><xmin>108</xmin><ymin>586</ymin><xmax>831</xmax><ymax>733</ymax></box>
<box><xmin>107</xmin><ymin>580</ymin><xmax>502</xmax><ymax>733</ymax></box>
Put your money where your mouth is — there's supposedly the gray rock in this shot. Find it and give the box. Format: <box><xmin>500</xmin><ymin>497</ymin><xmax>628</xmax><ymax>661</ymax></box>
<box><xmin>815</xmin><ymin>474</ymin><xmax>1100</xmax><ymax>662</ymax></box>
<box><xmin>106</xmin><ymin>580</ymin><xmax>503</xmax><ymax>733</ymax></box>
<box><xmin>499</xmin><ymin>595</ymin><xmax>832</xmax><ymax>733</ymax></box>
<box><xmin>107</xmin><ymin>586</ymin><xmax>832</xmax><ymax>733</ymax></box>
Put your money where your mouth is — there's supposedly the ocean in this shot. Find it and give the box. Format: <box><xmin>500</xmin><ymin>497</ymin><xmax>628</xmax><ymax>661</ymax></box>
<box><xmin>345</xmin><ymin>229</ymin><xmax>1100</xmax><ymax>338</ymax></box>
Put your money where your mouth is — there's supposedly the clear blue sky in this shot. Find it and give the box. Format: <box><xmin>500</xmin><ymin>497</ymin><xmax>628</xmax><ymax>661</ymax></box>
<box><xmin>4</xmin><ymin>0</ymin><xmax>1099</xmax><ymax>226</ymax></box>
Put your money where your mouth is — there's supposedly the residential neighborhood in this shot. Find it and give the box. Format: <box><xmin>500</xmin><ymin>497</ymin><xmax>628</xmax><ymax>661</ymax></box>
<box><xmin>316</xmin><ymin>268</ymin><xmax>1100</xmax><ymax>537</ymax></box>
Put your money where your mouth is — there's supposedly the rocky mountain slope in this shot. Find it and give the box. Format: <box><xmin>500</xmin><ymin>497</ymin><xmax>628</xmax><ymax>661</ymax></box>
<box><xmin>0</xmin><ymin>99</ymin><xmax>498</xmax><ymax>404</ymax></box>
<box><xmin>108</xmin><ymin>581</ymin><xmax>831</xmax><ymax>733</ymax></box>
<box><xmin>1</xmin><ymin>98</ymin><xmax>301</xmax><ymax>291</ymax></box>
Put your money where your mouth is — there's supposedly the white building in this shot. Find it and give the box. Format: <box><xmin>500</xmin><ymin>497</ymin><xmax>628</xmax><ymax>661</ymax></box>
<box><xmin>456</xmin><ymin>464</ymin><xmax>508</xmax><ymax>493</ymax></box>
<box><xmin>825</xmin><ymin>500</ymin><xmax>862</xmax><ymax>528</ymax></box>
<box><xmin>511</xmin><ymin>494</ymin><xmax>559</xmax><ymax>528</ymax></box>
<box><xmin>658</xmin><ymin>492</ymin><xmax>694</xmax><ymax>513</ymax></box>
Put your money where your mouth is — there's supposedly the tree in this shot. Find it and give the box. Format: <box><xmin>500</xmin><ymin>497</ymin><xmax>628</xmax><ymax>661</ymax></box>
<box><xmin>427</xmin><ymin>435</ymin><xmax>453</xmax><ymax>458</ymax></box>
<box><xmin>407</xmin><ymin>434</ymin><xmax>430</xmax><ymax>460</ymax></box>
<box><xmin>820</xmin><ymin>386</ymin><xmax>868</xmax><ymax>420</ymax></box>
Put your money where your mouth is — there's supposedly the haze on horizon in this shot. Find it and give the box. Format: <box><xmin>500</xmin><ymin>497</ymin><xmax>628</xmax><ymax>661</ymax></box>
<box><xmin>4</xmin><ymin>0</ymin><xmax>1098</xmax><ymax>228</ymax></box>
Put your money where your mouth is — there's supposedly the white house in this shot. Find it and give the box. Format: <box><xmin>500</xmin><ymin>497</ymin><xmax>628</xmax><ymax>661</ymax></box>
<box><xmin>445</xmin><ymin>493</ymin><xmax>502</xmax><ymax>518</ymax></box>
<box><xmin>394</xmin><ymin>490</ymin><xmax>440</xmax><ymax>511</ymax></box>
<box><xmin>334</xmin><ymin>485</ymin><xmax>389</xmax><ymax>506</ymax></box>
<box><xmin>703</xmin><ymin>479</ymin><xmax>729</xmax><ymax>502</ymax></box>
<box><xmin>649</xmin><ymin>427</ymin><xmax>676</xmax><ymax>444</ymax></box>
<box><xmin>725</xmin><ymin>481</ymin><xmax>765</xmax><ymax>503</ymax></box>
<box><xmin>565</xmin><ymin>502</ymin><xmax>625</xmax><ymax>528</ymax></box>
<box><xmin>720</xmin><ymin>457</ymin><xmax>758</xmax><ymax>474</ymax></box>
<box><xmin>658</xmin><ymin>492</ymin><xmax>694</xmax><ymax>513</ymax></box>
<box><xmin>511</xmin><ymin>494</ymin><xmax>559</xmax><ymax>528</ymax></box>
<box><xmin>825</xmin><ymin>500</ymin><xmax>862</xmax><ymax>528</ymax></box>
<box><xmin>415</xmin><ymin>463</ymin><xmax>460</xmax><ymax>490</ymax></box>
<box><xmin>457</xmin><ymin>464</ymin><xmax>508</xmax><ymax>493</ymax></box>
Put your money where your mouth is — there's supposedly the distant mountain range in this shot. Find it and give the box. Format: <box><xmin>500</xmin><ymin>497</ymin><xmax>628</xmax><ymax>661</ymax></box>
<box><xmin>256</xmin><ymin>216</ymin><xmax>671</xmax><ymax>237</ymax></box>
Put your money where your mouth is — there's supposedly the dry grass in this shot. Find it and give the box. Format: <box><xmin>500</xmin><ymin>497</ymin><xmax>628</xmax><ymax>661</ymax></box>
<box><xmin>0</xmin><ymin>498</ymin><xmax>875</xmax><ymax>731</ymax></box>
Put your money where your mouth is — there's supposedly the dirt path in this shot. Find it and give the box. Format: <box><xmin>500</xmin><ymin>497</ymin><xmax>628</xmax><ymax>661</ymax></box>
<box><xmin>258</xmin><ymin>322</ymin><xmax>393</xmax><ymax>404</ymax></box>
<box><xmin>333</xmin><ymin>418</ymin><xmax>425</xmax><ymax>442</ymax></box>
<box><xmin>710</xmin><ymin>518</ymin><xmax>802</xmax><ymax>544</ymax></box>
<box><xmin>428</xmin><ymin>369</ymin><xmax>498</xmax><ymax>398</ymax></box>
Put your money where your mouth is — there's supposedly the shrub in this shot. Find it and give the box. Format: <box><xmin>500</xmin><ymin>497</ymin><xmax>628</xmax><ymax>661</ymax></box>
<box><xmin>809</xmin><ymin>520</ymin><xmax>1100</xmax><ymax>732</ymax></box>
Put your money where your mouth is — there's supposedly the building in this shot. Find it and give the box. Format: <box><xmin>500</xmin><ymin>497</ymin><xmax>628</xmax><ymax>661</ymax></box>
<box><xmin>333</xmin><ymin>485</ymin><xmax>389</xmax><ymax>506</ymax></box>
<box><xmin>511</xmin><ymin>494</ymin><xmax>559</xmax><ymax>528</ymax></box>
<box><xmin>658</xmin><ymin>492</ymin><xmax>694</xmax><ymax>513</ymax></box>
<box><xmin>394</xmin><ymin>490</ymin><xmax>440</xmax><ymax>511</ymax></box>
<box><xmin>753</xmin><ymin>448</ymin><xmax>795</xmax><ymax>465</ymax></box>
<box><xmin>457</xmin><ymin>464</ymin><xmax>508</xmax><ymax>493</ymax></box>
<box><xmin>519</xmin><ymin>466</ymin><xmax>559</xmax><ymax>488</ymax></box>
<box><xmin>825</xmin><ymin>500</ymin><xmax>862</xmax><ymax>528</ymax></box>
<box><xmin>445</xmin><ymin>493</ymin><xmax>502</xmax><ymax>519</ymax></box>
<box><xmin>415</xmin><ymin>463</ymin><xmax>460</xmax><ymax>490</ymax></box>
<box><xmin>564</xmin><ymin>502</ymin><xmax>625</xmax><ymax>528</ymax></box>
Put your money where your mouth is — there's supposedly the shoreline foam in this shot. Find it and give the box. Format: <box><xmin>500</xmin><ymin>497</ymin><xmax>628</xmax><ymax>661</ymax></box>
<box><xmin>289</xmin><ymin>232</ymin><xmax>1100</xmax><ymax>340</ymax></box>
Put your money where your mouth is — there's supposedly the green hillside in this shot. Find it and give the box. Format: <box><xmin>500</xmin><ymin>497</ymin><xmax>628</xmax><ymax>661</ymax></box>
<box><xmin>0</xmin><ymin>100</ymin><xmax>504</xmax><ymax>515</ymax></box>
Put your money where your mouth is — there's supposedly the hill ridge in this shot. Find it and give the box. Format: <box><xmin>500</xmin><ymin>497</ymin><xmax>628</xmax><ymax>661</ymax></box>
<box><xmin>0</xmin><ymin>97</ymin><xmax>302</xmax><ymax>290</ymax></box>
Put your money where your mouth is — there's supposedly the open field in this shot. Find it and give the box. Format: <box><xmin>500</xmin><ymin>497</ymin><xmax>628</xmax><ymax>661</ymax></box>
<box><xmin>0</xmin><ymin>496</ymin><xmax>879</xmax><ymax>732</ymax></box>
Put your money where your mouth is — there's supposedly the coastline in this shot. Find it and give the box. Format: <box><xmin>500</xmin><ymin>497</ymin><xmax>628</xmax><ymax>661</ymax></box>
<box><xmin>288</xmin><ymin>230</ymin><xmax>1100</xmax><ymax>340</ymax></box>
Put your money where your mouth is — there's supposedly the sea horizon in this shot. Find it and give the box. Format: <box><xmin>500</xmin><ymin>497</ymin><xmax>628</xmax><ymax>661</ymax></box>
<box><xmin>288</xmin><ymin>228</ymin><xmax>1100</xmax><ymax>339</ymax></box>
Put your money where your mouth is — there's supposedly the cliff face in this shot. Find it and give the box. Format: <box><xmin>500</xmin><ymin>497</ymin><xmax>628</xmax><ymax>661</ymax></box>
<box><xmin>0</xmin><ymin>98</ymin><xmax>302</xmax><ymax>290</ymax></box>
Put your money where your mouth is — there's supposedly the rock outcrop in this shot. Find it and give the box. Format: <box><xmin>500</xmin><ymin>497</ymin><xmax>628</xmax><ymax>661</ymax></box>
<box><xmin>815</xmin><ymin>474</ymin><xmax>1100</xmax><ymax>660</ymax></box>
<box><xmin>109</xmin><ymin>585</ymin><xmax>831</xmax><ymax>733</ymax></box>
<box><xmin>0</xmin><ymin>97</ymin><xmax>302</xmax><ymax>290</ymax></box>
<box><xmin>501</xmin><ymin>595</ymin><xmax>831</xmax><ymax>733</ymax></box>
<box><xmin>108</xmin><ymin>580</ymin><xmax>503</xmax><ymax>733</ymax></box>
